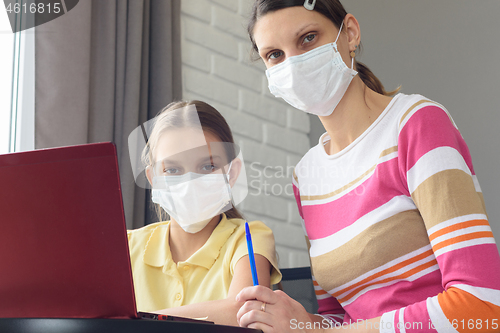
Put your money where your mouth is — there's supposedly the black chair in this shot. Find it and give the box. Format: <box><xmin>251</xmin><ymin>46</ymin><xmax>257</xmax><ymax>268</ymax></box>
<box><xmin>274</xmin><ymin>266</ymin><xmax>319</xmax><ymax>314</ymax></box>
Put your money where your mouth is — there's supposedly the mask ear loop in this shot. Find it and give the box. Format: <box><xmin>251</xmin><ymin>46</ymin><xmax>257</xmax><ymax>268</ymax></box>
<box><xmin>225</xmin><ymin>161</ymin><xmax>233</xmax><ymax>182</ymax></box>
<box><xmin>333</xmin><ymin>21</ymin><xmax>344</xmax><ymax>52</ymax></box>
<box><xmin>335</xmin><ymin>21</ymin><xmax>344</xmax><ymax>43</ymax></box>
<box><xmin>334</xmin><ymin>21</ymin><xmax>355</xmax><ymax>70</ymax></box>
<box><xmin>221</xmin><ymin>160</ymin><xmax>235</xmax><ymax>215</ymax></box>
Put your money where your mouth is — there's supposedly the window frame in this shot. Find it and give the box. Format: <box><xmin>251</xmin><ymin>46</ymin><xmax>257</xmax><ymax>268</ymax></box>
<box><xmin>0</xmin><ymin>2</ymin><xmax>35</xmax><ymax>155</ymax></box>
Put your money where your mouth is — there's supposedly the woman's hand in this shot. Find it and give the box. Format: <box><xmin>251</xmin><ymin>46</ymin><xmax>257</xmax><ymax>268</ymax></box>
<box><xmin>236</xmin><ymin>285</ymin><xmax>320</xmax><ymax>333</ymax></box>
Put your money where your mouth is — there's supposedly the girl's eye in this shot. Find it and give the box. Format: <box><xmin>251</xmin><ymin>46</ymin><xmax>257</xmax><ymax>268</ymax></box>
<box><xmin>164</xmin><ymin>168</ymin><xmax>180</xmax><ymax>175</ymax></box>
<box><xmin>268</xmin><ymin>50</ymin><xmax>283</xmax><ymax>60</ymax></box>
<box><xmin>201</xmin><ymin>164</ymin><xmax>217</xmax><ymax>173</ymax></box>
<box><xmin>303</xmin><ymin>33</ymin><xmax>316</xmax><ymax>44</ymax></box>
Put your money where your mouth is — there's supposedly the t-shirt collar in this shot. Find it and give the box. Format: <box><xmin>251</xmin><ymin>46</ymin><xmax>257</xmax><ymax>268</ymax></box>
<box><xmin>142</xmin><ymin>213</ymin><xmax>237</xmax><ymax>270</ymax></box>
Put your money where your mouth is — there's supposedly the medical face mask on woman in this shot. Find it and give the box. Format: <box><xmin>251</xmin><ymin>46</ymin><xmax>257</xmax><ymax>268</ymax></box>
<box><xmin>151</xmin><ymin>164</ymin><xmax>233</xmax><ymax>233</ymax></box>
<box><xmin>265</xmin><ymin>22</ymin><xmax>357</xmax><ymax>117</ymax></box>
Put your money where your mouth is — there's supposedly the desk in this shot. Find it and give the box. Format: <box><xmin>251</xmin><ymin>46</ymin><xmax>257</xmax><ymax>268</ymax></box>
<box><xmin>0</xmin><ymin>318</ymin><xmax>262</xmax><ymax>333</ymax></box>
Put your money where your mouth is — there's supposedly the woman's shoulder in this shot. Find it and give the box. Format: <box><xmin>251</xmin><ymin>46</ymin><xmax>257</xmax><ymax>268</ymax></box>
<box><xmin>391</xmin><ymin>93</ymin><xmax>449</xmax><ymax>125</ymax></box>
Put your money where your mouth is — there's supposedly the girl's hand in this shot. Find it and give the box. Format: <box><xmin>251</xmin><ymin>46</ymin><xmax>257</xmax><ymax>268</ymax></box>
<box><xmin>236</xmin><ymin>285</ymin><xmax>318</xmax><ymax>333</ymax></box>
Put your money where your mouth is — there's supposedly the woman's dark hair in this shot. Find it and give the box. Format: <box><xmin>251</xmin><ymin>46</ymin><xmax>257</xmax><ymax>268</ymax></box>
<box><xmin>143</xmin><ymin>100</ymin><xmax>244</xmax><ymax>222</ymax></box>
<box><xmin>247</xmin><ymin>0</ymin><xmax>399</xmax><ymax>96</ymax></box>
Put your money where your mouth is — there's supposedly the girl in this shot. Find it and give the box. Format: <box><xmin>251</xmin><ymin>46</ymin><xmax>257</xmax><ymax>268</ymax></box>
<box><xmin>127</xmin><ymin>100</ymin><xmax>281</xmax><ymax>326</ymax></box>
<box><xmin>236</xmin><ymin>0</ymin><xmax>500</xmax><ymax>332</ymax></box>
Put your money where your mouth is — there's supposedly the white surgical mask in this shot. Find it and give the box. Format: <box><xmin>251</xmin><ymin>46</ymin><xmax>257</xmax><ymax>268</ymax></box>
<box><xmin>265</xmin><ymin>22</ymin><xmax>357</xmax><ymax>116</ymax></box>
<box><xmin>151</xmin><ymin>164</ymin><xmax>233</xmax><ymax>233</ymax></box>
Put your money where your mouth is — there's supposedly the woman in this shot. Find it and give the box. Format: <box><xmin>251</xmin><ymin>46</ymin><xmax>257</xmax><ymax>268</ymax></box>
<box><xmin>236</xmin><ymin>0</ymin><xmax>500</xmax><ymax>332</ymax></box>
<box><xmin>127</xmin><ymin>100</ymin><xmax>281</xmax><ymax>326</ymax></box>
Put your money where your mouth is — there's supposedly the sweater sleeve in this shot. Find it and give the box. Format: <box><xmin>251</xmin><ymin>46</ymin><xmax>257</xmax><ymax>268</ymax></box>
<box><xmin>293</xmin><ymin>171</ymin><xmax>346</xmax><ymax>325</ymax></box>
<box><xmin>382</xmin><ymin>101</ymin><xmax>500</xmax><ymax>333</ymax></box>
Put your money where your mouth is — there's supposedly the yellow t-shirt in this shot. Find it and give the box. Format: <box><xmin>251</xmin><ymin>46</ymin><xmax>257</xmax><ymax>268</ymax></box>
<box><xmin>127</xmin><ymin>214</ymin><xmax>281</xmax><ymax>312</ymax></box>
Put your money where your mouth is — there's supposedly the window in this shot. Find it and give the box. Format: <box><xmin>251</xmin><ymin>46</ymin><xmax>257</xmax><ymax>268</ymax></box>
<box><xmin>0</xmin><ymin>3</ymin><xmax>35</xmax><ymax>155</ymax></box>
<box><xmin>0</xmin><ymin>8</ymin><xmax>14</xmax><ymax>154</ymax></box>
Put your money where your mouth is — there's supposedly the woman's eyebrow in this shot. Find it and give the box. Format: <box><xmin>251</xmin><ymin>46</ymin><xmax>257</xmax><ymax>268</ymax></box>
<box><xmin>258</xmin><ymin>23</ymin><xmax>320</xmax><ymax>54</ymax></box>
<box><xmin>295</xmin><ymin>23</ymin><xmax>319</xmax><ymax>37</ymax></box>
<box><xmin>259</xmin><ymin>45</ymin><xmax>275</xmax><ymax>54</ymax></box>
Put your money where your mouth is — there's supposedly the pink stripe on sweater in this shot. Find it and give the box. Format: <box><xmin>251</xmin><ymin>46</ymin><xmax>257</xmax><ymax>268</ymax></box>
<box><xmin>398</xmin><ymin>105</ymin><xmax>474</xmax><ymax>175</ymax></box>
<box><xmin>438</xmin><ymin>243</ymin><xmax>500</xmax><ymax>290</ymax></box>
<box><xmin>317</xmin><ymin>294</ymin><xmax>345</xmax><ymax>320</ymax></box>
<box><xmin>340</xmin><ymin>269</ymin><xmax>443</xmax><ymax>322</ymax></box>
<box><xmin>403</xmin><ymin>300</ymin><xmax>435</xmax><ymax>333</ymax></box>
<box><xmin>300</xmin><ymin>158</ymin><xmax>409</xmax><ymax>240</ymax></box>
<box><xmin>293</xmin><ymin>184</ymin><xmax>304</xmax><ymax>218</ymax></box>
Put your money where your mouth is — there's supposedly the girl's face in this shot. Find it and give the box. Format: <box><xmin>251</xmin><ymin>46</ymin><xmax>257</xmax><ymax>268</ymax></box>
<box><xmin>153</xmin><ymin>128</ymin><xmax>229</xmax><ymax>177</ymax></box>
<box><xmin>146</xmin><ymin>127</ymin><xmax>240</xmax><ymax>187</ymax></box>
<box><xmin>253</xmin><ymin>6</ymin><xmax>351</xmax><ymax>69</ymax></box>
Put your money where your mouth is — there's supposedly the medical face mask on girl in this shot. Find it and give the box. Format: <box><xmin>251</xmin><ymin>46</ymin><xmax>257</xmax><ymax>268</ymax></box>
<box><xmin>151</xmin><ymin>163</ymin><xmax>233</xmax><ymax>233</ymax></box>
<box><xmin>265</xmin><ymin>22</ymin><xmax>357</xmax><ymax>117</ymax></box>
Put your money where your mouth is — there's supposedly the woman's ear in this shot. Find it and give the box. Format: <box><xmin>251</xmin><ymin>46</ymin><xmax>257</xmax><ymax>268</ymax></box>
<box><xmin>344</xmin><ymin>14</ymin><xmax>361</xmax><ymax>54</ymax></box>
<box><xmin>227</xmin><ymin>158</ymin><xmax>242</xmax><ymax>187</ymax></box>
<box><xmin>146</xmin><ymin>165</ymin><xmax>154</xmax><ymax>187</ymax></box>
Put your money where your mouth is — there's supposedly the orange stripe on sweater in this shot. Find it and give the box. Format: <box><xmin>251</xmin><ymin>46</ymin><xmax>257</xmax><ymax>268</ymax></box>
<box><xmin>429</xmin><ymin>219</ymin><xmax>490</xmax><ymax>242</ymax></box>
<box><xmin>315</xmin><ymin>289</ymin><xmax>328</xmax><ymax>296</ymax></box>
<box><xmin>313</xmin><ymin>279</ymin><xmax>328</xmax><ymax>295</ymax></box>
<box><xmin>432</xmin><ymin>231</ymin><xmax>494</xmax><ymax>252</ymax></box>
<box><xmin>438</xmin><ymin>287</ymin><xmax>500</xmax><ymax>332</ymax></box>
<box><xmin>333</xmin><ymin>249</ymin><xmax>434</xmax><ymax>297</ymax></box>
<box><xmin>336</xmin><ymin>259</ymin><xmax>437</xmax><ymax>304</ymax></box>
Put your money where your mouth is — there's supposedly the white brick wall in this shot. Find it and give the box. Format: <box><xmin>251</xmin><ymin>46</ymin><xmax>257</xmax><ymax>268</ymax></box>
<box><xmin>180</xmin><ymin>0</ymin><xmax>311</xmax><ymax>268</ymax></box>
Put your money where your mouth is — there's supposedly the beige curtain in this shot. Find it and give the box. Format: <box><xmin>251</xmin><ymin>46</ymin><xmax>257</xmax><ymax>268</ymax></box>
<box><xmin>35</xmin><ymin>0</ymin><xmax>181</xmax><ymax>229</ymax></box>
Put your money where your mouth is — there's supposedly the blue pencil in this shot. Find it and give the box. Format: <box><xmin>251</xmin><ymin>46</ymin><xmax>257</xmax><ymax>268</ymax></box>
<box><xmin>245</xmin><ymin>222</ymin><xmax>259</xmax><ymax>286</ymax></box>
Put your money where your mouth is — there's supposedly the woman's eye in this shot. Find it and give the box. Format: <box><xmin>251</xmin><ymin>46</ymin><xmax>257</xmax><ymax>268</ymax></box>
<box><xmin>268</xmin><ymin>50</ymin><xmax>283</xmax><ymax>60</ymax></box>
<box><xmin>303</xmin><ymin>34</ymin><xmax>316</xmax><ymax>44</ymax></box>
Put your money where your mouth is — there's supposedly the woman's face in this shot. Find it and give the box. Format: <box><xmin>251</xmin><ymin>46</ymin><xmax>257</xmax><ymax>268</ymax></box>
<box><xmin>253</xmin><ymin>6</ymin><xmax>349</xmax><ymax>69</ymax></box>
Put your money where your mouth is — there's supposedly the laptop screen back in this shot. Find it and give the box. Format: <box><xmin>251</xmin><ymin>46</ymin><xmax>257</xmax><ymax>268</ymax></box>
<box><xmin>0</xmin><ymin>143</ymin><xmax>137</xmax><ymax>318</ymax></box>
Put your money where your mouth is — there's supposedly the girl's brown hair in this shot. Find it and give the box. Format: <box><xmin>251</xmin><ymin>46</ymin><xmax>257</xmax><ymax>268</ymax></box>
<box><xmin>142</xmin><ymin>100</ymin><xmax>244</xmax><ymax>222</ymax></box>
<box><xmin>247</xmin><ymin>0</ymin><xmax>399</xmax><ymax>96</ymax></box>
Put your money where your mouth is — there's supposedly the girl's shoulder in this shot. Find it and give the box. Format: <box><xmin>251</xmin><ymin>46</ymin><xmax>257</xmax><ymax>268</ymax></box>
<box><xmin>127</xmin><ymin>221</ymin><xmax>170</xmax><ymax>241</ymax></box>
<box><xmin>224</xmin><ymin>217</ymin><xmax>271</xmax><ymax>231</ymax></box>
<box><xmin>222</xmin><ymin>217</ymin><xmax>274</xmax><ymax>241</ymax></box>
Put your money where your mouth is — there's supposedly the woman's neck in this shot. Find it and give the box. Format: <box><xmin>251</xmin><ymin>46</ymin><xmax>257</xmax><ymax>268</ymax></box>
<box><xmin>319</xmin><ymin>77</ymin><xmax>393</xmax><ymax>155</ymax></box>
<box><xmin>168</xmin><ymin>215</ymin><xmax>221</xmax><ymax>263</ymax></box>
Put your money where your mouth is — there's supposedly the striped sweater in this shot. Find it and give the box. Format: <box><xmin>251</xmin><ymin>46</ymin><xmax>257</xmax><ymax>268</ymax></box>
<box><xmin>292</xmin><ymin>93</ymin><xmax>500</xmax><ymax>332</ymax></box>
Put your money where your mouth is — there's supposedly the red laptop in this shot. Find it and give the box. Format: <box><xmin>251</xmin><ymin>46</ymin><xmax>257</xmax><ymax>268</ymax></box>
<box><xmin>0</xmin><ymin>142</ymin><xmax>140</xmax><ymax>318</ymax></box>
